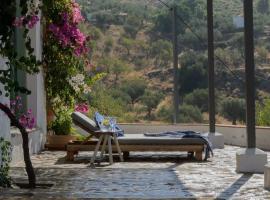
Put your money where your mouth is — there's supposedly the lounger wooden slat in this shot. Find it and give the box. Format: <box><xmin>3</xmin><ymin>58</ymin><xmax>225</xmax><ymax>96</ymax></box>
<box><xmin>66</xmin><ymin>142</ymin><xmax>204</xmax><ymax>161</ymax></box>
<box><xmin>67</xmin><ymin>143</ymin><xmax>204</xmax><ymax>152</ymax></box>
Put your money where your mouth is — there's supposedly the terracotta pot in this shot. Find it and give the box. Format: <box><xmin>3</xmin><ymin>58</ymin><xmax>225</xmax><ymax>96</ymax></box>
<box><xmin>47</xmin><ymin>135</ymin><xmax>77</xmax><ymax>149</ymax></box>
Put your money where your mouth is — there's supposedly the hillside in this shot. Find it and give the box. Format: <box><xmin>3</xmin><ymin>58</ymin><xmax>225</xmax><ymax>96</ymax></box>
<box><xmin>77</xmin><ymin>0</ymin><xmax>270</xmax><ymax>125</ymax></box>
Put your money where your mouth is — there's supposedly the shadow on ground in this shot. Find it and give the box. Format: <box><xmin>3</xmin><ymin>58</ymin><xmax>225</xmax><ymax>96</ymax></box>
<box><xmin>216</xmin><ymin>174</ymin><xmax>253</xmax><ymax>199</ymax></box>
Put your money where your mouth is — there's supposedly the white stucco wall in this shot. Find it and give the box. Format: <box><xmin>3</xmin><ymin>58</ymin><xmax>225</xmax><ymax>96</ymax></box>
<box><xmin>10</xmin><ymin>8</ymin><xmax>47</xmax><ymax>164</ymax></box>
<box><xmin>11</xmin><ymin>128</ymin><xmax>46</xmax><ymax>164</ymax></box>
<box><xmin>9</xmin><ymin>2</ymin><xmax>46</xmax><ymax>164</ymax></box>
<box><xmin>0</xmin><ymin>57</ymin><xmax>10</xmax><ymax>141</ymax></box>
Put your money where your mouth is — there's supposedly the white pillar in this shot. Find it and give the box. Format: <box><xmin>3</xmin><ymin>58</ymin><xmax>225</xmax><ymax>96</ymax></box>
<box><xmin>207</xmin><ymin>132</ymin><xmax>224</xmax><ymax>149</ymax></box>
<box><xmin>26</xmin><ymin>4</ymin><xmax>47</xmax><ymax>144</ymax></box>
<box><xmin>236</xmin><ymin>148</ymin><xmax>267</xmax><ymax>173</ymax></box>
<box><xmin>26</xmin><ymin>0</ymin><xmax>47</xmax><ymax>153</ymax></box>
<box><xmin>264</xmin><ymin>164</ymin><xmax>270</xmax><ymax>189</ymax></box>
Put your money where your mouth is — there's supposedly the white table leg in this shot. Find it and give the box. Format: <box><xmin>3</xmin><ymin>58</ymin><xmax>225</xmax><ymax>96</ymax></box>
<box><xmin>108</xmin><ymin>135</ymin><xmax>113</xmax><ymax>164</ymax></box>
<box><xmin>90</xmin><ymin>134</ymin><xmax>104</xmax><ymax>166</ymax></box>
<box><xmin>100</xmin><ymin>135</ymin><xmax>108</xmax><ymax>159</ymax></box>
<box><xmin>113</xmin><ymin>134</ymin><xmax>124</xmax><ymax>162</ymax></box>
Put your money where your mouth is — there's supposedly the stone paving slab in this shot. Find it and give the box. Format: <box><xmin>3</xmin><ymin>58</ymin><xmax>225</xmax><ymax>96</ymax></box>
<box><xmin>1</xmin><ymin>146</ymin><xmax>270</xmax><ymax>199</ymax></box>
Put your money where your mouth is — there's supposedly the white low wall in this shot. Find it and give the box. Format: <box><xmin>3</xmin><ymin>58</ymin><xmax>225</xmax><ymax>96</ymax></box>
<box><xmin>10</xmin><ymin>128</ymin><xmax>46</xmax><ymax>164</ymax></box>
<box><xmin>119</xmin><ymin>124</ymin><xmax>270</xmax><ymax>151</ymax></box>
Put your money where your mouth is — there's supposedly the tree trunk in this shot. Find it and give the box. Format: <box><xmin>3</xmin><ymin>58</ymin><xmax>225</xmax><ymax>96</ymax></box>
<box><xmin>0</xmin><ymin>103</ymin><xmax>36</xmax><ymax>188</ymax></box>
<box><xmin>114</xmin><ymin>74</ymin><xmax>119</xmax><ymax>86</ymax></box>
<box><xmin>147</xmin><ymin>109</ymin><xmax>152</xmax><ymax>119</ymax></box>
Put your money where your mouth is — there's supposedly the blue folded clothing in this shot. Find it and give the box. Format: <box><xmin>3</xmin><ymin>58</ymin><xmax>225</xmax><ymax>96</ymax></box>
<box><xmin>94</xmin><ymin>112</ymin><xmax>124</xmax><ymax>137</ymax></box>
<box><xmin>144</xmin><ymin>131</ymin><xmax>213</xmax><ymax>161</ymax></box>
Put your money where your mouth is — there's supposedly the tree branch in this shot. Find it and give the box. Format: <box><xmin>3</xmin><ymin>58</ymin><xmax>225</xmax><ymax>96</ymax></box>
<box><xmin>0</xmin><ymin>102</ymin><xmax>36</xmax><ymax>188</ymax></box>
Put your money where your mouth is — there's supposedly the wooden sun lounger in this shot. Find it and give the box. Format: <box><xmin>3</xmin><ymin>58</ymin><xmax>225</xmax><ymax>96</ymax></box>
<box><xmin>66</xmin><ymin>133</ymin><xmax>205</xmax><ymax>161</ymax></box>
<box><xmin>68</xmin><ymin>112</ymin><xmax>205</xmax><ymax>162</ymax></box>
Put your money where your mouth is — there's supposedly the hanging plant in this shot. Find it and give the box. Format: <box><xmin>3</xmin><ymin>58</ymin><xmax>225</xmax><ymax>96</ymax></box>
<box><xmin>42</xmin><ymin>0</ymin><xmax>105</xmax><ymax>128</ymax></box>
<box><xmin>43</xmin><ymin>0</ymin><xmax>92</xmax><ymax>111</ymax></box>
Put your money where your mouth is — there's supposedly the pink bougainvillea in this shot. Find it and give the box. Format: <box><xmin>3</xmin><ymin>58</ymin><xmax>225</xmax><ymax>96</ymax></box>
<box><xmin>75</xmin><ymin>103</ymin><xmax>89</xmax><ymax>113</ymax></box>
<box><xmin>13</xmin><ymin>15</ymin><xmax>39</xmax><ymax>29</ymax></box>
<box><xmin>27</xmin><ymin>15</ymin><xmax>39</xmax><ymax>29</ymax></box>
<box><xmin>10</xmin><ymin>96</ymin><xmax>36</xmax><ymax>130</ymax></box>
<box><xmin>13</xmin><ymin>16</ymin><xmax>25</xmax><ymax>27</ymax></box>
<box><xmin>48</xmin><ymin>0</ymin><xmax>90</xmax><ymax>56</ymax></box>
<box><xmin>71</xmin><ymin>0</ymin><xmax>84</xmax><ymax>23</ymax></box>
<box><xmin>19</xmin><ymin>109</ymin><xmax>36</xmax><ymax>130</ymax></box>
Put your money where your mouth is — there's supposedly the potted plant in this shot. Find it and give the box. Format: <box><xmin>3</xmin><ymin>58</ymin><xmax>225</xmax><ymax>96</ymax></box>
<box><xmin>47</xmin><ymin>109</ymin><xmax>77</xmax><ymax>149</ymax></box>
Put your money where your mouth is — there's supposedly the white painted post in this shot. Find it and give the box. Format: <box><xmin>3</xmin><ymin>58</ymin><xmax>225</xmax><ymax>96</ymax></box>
<box><xmin>26</xmin><ymin>1</ymin><xmax>47</xmax><ymax>149</ymax></box>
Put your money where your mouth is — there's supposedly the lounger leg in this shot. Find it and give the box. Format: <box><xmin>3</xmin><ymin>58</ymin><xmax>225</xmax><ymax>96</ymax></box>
<box><xmin>113</xmin><ymin>134</ymin><xmax>124</xmax><ymax>162</ymax></box>
<box><xmin>195</xmin><ymin>151</ymin><xmax>203</xmax><ymax>161</ymax></box>
<box><xmin>90</xmin><ymin>135</ymin><xmax>104</xmax><ymax>166</ymax></box>
<box><xmin>108</xmin><ymin>136</ymin><xmax>113</xmax><ymax>164</ymax></box>
<box><xmin>187</xmin><ymin>151</ymin><xmax>195</xmax><ymax>159</ymax></box>
<box><xmin>66</xmin><ymin>151</ymin><xmax>74</xmax><ymax>161</ymax></box>
<box><xmin>100</xmin><ymin>135</ymin><xmax>108</xmax><ymax>159</ymax></box>
<box><xmin>123</xmin><ymin>152</ymin><xmax>130</xmax><ymax>160</ymax></box>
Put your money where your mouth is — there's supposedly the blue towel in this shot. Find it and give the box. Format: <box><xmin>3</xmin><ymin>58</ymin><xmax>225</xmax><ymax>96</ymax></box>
<box><xmin>144</xmin><ymin>131</ymin><xmax>213</xmax><ymax>161</ymax></box>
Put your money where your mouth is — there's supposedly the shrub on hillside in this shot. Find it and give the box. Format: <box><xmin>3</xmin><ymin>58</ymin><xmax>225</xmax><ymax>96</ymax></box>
<box><xmin>121</xmin><ymin>79</ymin><xmax>147</xmax><ymax>105</ymax></box>
<box><xmin>256</xmin><ymin>99</ymin><xmax>270</xmax><ymax>126</ymax></box>
<box><xmin>220</xmin><ymin>97</ymin><xmax>246</xmax><ymax>125</ymax></box>
<box><xmin>257</xmin><ymin>0</ymin><xmax>269</xmax><ymax>14</ymax></box>
<box><xmin>123</xmin><ymin>15</ymin><xmax>141</xmax><ymax>38</ymax></box>
<box><xmin>178</xmin><ymin>104</ymin><xmax>203</xmax><ymax>123</ymax></box>
<box><xmin>104</xmin><ymin>37</ymin><xmax>114</xmax><ymax>55</ymax></box>
<box><xmin>178</xmin><ymin>51</ymin><xmax>208</xmax><ymax>95</ymax></box>
<box><xmin>120</xmin><ymin>37</ymin><xmax>135</xmax><ymax>56</ymax></box>
<box><xmin>156</xmin><ymin>106</ymin><xmax>174</xmax><ymax>123</ymax></box>
<box><xmin>150</xmin><ymin>39</ymin><xmax>172</xmax><ymax>68</ymax></box>
<box><xmin>140</xmin><ymin>90</ymin><xmax>164</xmax><ymax>119</ymax></box>
<box><xmin>88</xmin><ymin>88</ymin><xmax>126</xmax><ymax>118</ymax></box>
<box><xmin>110</xmin><ymin>88</ymin><xmax>132</xmax><ymax>104</ymax></box>
<box><xmin>183</xmin><ymin>89</ymin><xmax>209</xmax><ymax>112</ymax></box>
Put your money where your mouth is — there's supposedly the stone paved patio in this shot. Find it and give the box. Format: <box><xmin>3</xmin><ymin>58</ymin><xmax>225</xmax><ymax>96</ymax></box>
<box><xmin>1</xmin><ymin>145</ymin><xmax>270</xmax><ymax>199</ymax></box>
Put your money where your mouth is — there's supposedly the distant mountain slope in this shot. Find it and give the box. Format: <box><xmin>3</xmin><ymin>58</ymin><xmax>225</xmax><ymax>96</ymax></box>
<box><xmin>77</xmin><ymin>0</ymin><xmax>270</xmax><ymax>124</ymax></box>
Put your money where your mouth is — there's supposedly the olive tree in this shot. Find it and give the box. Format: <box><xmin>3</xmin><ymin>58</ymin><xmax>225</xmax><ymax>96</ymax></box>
<box><xmin>221</xmin><ymin>97</ymin><xmax>246</xmax><ymax>125</ymax></box>
<box><xmin>121</xmin><ymin>78</ymin><xmax>147</xmax><ymax>105</ymax></box>
<box><xmin>140</xmin><ymin>90</ymin><xmax>164</xmax><ymax>119</ymax></box>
